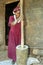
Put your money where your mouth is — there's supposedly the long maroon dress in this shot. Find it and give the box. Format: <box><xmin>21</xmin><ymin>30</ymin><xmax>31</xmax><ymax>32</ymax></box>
<box><xmin>8</xmin><ymin>15</ymin><xmax>21</xmax><ymax>62</ymax></box>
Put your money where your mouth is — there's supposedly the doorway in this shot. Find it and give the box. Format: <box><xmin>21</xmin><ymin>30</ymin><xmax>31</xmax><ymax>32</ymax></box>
<box><xmin>5</xmin><ymin>1</ymin><xmax>19</xmax><ymax>46</ymax></box>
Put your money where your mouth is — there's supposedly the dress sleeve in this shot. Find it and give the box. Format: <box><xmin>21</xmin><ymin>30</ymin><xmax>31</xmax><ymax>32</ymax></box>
<box><xmin>8</xmin><ymin>16</ymin><xmax>14</xmax><ymax>27</ymax></box>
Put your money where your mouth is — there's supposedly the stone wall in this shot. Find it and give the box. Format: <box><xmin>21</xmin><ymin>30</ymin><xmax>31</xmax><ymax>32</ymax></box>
<box><xmin>24</xmin><ymin>0</ymin><xmax>43</xmax><ymax>49</ymax></box>
<box><xmin>0</xmin><ymin>2</ymin><xmax>5</xmax><ymax>50</ymax></box>
<box><xmin>24</xmin><ymin>1</ymin><xmax>43</xmax><ymax>64</ymax></box>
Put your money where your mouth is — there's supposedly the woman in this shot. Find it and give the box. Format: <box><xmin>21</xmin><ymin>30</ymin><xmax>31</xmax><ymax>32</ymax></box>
<box><xmin>8</xmin><ymin>5</ymin><xmax>21</xmax><ymax>63</ymax></box>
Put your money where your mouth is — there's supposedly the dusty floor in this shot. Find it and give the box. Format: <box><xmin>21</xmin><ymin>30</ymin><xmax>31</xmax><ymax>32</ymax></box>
<box><xmin>0</xmin><ymin>47</ymin><xmax>43</xmax><ymax>65</ymax></box>
<box><xmin>0</xmin><ymin>50</ymin><xmax>9</xmax><ymax>61</ymax></box>
<box><xmin>0</xmin><ymin>46</ymin><xmax>9</xmax><ymax>61</ymax></box>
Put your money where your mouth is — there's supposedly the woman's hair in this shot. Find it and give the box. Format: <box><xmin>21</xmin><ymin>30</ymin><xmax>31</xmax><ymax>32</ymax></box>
<box><xmin>13</xmin><ymin>2</ymin><xmax>20</xmax><ymax>14</ymax></box>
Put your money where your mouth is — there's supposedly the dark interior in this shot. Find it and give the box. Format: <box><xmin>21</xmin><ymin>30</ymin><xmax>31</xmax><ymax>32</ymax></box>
<box><xmin>5</xmin><ymin>1</ymin><xmax>19</xmax><ymax>45</ymax></box>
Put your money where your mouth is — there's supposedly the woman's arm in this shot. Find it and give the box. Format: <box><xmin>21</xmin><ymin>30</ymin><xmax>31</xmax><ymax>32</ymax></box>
<box><xmin>8</xmin><ymin>15</ymin><xmax>17</xmax><ymax>27</ymax></box>
<box><xmin>11</xmin><ymin>21</ymin><xmax>17</xmax><ymax>25</ymax></box>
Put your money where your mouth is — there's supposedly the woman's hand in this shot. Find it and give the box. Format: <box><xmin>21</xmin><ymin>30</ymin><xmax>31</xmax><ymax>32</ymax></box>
<box><xmin>17</xmin><ymin>16</ymin><xmax>21</xmax><ymax>23</ymax></box>
<box><xmin>11</xmin><ymin>15</ymin><xmax>17</xmax><ymax>25</ymax></box>
<box><xmin>11</xmin><ymin>21</ymin><xmax>17</xmax><ymax>25</ymax></box>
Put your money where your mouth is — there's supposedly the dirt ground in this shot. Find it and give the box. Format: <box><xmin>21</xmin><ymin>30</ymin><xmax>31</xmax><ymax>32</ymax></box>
<box><xmin>0</xmin><ymin>46</ymin><xmax>9</xmax><ymax>61</ymax></box>
<box><xmin>0</xmin><ymin>47</ymin><xmax>43</xmax><ymax>65</ymax></box>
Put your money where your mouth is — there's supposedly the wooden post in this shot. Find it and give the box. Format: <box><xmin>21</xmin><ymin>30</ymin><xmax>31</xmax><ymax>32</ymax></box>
<box><xmin>20</xmin><ymin>0</ymin><xmax>24</xmax><ymax>48</ymax></box>
<box><xmin>16</xmin><ymin>1</ymin><xmax>28</xmax><ymax>65</ymax></box>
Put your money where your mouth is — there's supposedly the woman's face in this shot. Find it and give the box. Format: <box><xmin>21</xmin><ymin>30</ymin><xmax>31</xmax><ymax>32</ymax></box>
<box><xmin>15</xmin><ymin>11</ymin><xmax>20</xmax><ymax>18</ymax></box>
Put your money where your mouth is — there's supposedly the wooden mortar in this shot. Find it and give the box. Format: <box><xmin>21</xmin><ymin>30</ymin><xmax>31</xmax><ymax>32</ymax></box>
<box><xmin>16</xmin><ymin>45</ymin><xmax>28</xmax><ymax>65</ymax></box>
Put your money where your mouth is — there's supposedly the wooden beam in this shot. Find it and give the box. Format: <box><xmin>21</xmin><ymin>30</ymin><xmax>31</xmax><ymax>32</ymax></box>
<box><xmin>5</xmin><ymin>0</ymin><xmax>19</xmax><ymax>4</ymax></box>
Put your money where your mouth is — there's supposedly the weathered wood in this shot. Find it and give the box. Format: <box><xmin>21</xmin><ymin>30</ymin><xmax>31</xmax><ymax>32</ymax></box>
<box><xmin>20</xmin><ymin>0</ymin><xmax>24</xmax><ymax>48</ymax></box>
<box><xmin>5</xmin><ymin>0</ymin><xmax>19</xmax><ymax>4</ymax></box>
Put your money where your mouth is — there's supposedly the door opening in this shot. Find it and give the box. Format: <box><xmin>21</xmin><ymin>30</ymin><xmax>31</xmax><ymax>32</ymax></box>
<box><xmin>5</xmin><ymin>1</ymin><xmax>19</xmax><ymax>46</ymax></box>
